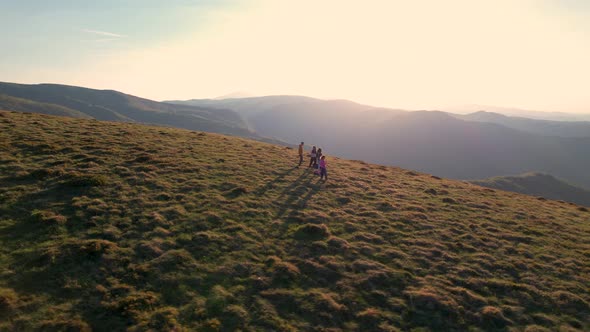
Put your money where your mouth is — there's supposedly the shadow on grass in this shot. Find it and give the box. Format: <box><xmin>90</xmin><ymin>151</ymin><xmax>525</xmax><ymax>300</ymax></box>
<box><xmin>274</xmin><ymin>169</ymin><xmax>323</xmax><ymax>220</ymax></box>
<box><xmin>254</xmin><ymin>165</ymin><xmax>299</xmax><ymax>197</ymax></box>
<box><xmin>15</xmin><ymin>183</ymin><xmax>86</xmax><ymax>212</ymax></box>
<box><xmin>4</xmin><ymin>181</ymin><xmax>97</xmax><ymax>242</ymax></box>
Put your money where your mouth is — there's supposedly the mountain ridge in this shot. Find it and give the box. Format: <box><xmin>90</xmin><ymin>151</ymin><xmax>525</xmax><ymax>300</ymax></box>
<box><xmin>443</xmin><ymin>104</ymin><xmax>590</xmax><ymax>121</ymax></box>
<box><xmin>455</xmin><ymin>111</ymin><xmax>590</xmax><ymax>138</ymax></box>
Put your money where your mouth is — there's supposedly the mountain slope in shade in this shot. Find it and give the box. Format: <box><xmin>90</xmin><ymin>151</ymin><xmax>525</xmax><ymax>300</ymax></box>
<box><xmin>471</xmin><ymin>172</ymin><xmax>590</xmax><ymax>207</ymax></box>
<box><xmin>0</xmin><ymin>82</ymin><xmax>268</xmax><ymax>141</ymax></box>
<box><xmin>0</xmin><ymin>94</ymin><xmax>92</xmax><ymax>119</ymax></box>
<box><xmin>1</xmin><ymin>111</ymin><xmax>588</xmax><ymax>331</ymax></box>
<box><xmin>456</xmin><ymin>111</ymin><xmax>590</xmax><ymax>138</ymax></box>
<box><xmin>169</xmin><ymin>97</ymin><xmax>590</xmax><ymax>189</ymax></box>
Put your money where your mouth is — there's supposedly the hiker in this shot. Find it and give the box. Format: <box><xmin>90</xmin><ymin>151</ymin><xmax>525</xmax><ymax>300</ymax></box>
<box><xmin>314</xmin><ymin>148</ymin><xmax>323</xmax><ymax>174</ymax></box>
<box><xmin>319</xmin><ymin>155</ymin><xmax>328</xmax><ymax>181</ymax></box>
<box><xmin>308</xmin><ymin>146</ymin><xmax>317</xmax><ymax>168</ymax></box>
<box><xmin>298</xmin><ymin>142</ymin><xmax>304</xmax><ymax>166</ymax></box>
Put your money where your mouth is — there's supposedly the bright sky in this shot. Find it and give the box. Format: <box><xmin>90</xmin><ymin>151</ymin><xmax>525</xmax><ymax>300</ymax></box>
<box><xmin>1</xmin><ymin>0</ymin><xmax>589</xmax><ymax>112</ymax></box>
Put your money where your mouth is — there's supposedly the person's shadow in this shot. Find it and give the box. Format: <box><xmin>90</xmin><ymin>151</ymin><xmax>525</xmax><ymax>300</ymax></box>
<box><xmin>253</xmin><ymin>165</ymin><xmax>299</xmax><ymax>197</ymax></box>
<box><xmin>253</xmin><ymin>164</ymin><xmax>324</xmax><ymax>221</ymax></box>
<box><xmin>274</xmin><ymin>169</ymin><xmax>323</xmax><ymax>220</ymax></box>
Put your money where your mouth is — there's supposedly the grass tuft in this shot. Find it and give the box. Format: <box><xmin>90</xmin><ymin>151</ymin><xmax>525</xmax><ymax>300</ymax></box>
<box><xmin>63</xmin><ymin>172</ymin><xmax>108</xmax><ymax>187</ymax></box>
<box><xmin>294</xmin><ymin>223</ymin><xmax>331</xmax><ymax>240</ymax></box>
<box><xmin>30</xmin><ymin>210</ymin><xmax>68</xmax><ymax>225</ymax></box>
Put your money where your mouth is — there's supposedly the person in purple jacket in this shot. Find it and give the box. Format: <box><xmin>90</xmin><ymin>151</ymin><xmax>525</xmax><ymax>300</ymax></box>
<box><xmin>319</xmin><ymin>155</ymin><xmax>328</xmax><ymax>181</ymax></box>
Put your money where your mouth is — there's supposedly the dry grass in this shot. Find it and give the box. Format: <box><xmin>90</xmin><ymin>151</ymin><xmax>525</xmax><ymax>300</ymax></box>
<box><xmin>0</xmin><ymin>110</ymin><xmax>589</xmax><ymax>331</ymax></box>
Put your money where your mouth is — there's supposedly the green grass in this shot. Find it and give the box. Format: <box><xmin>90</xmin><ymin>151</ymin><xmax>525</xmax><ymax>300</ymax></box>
<box><xmin>0</xmin><ymin>110</ymin><xmax>589</xmax><ymax>331</ymax></box>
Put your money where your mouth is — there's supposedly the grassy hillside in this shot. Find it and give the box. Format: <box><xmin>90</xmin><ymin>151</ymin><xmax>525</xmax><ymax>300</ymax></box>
<box><xmin>1</xmin><ymin>111</ymin><xmax>589</xmax><ymax>331</ymax></box>
<box><xmin>471</xmin><ymin>173</ymin><xmax>590</xmax><ymax>207</ymax></box>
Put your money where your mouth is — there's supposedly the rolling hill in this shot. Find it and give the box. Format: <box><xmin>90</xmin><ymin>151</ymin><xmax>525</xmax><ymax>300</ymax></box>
<box><xmin>0</xmin><ymin>82</ymin><xmax>273</xmax><ymax>142</ymax></box>
<box><xmin>471</xmin><ymin>173</ymin><xmax>590</xmax><ymax>207</ymax></box>
<box><xmin>169</xmin><ymin>96</ymin><xmax>590</xmax><ymax>190</ymax></box>
<box><xmin>1</xmin><ymin>110</ymin><xmax>589</xmax><ymax>331</ymax></box>
<box><xmin>0</xmin><ymin>94</ymin><xmax>92</xmax><ymax>119</ymax></box>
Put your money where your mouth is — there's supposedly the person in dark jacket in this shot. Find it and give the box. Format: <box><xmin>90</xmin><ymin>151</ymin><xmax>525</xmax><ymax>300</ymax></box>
<box><xmin>298</xmin><ymin>142</ymin><xmax>304</xmax><ymax>166</ymax></box>
<box><xmin>308</xmin><ymin>146</ymin><xmax>317</xmax><ymax>168</ymax></box>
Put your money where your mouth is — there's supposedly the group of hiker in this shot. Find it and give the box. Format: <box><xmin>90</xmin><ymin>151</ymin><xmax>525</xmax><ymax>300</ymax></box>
<box><xmin>298</xmin><ymin>142</ymin><xmax>328</xmax><ymax>181</ymax></box>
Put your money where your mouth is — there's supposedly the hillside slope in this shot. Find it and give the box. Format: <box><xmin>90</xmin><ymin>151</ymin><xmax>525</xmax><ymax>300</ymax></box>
<box><xmin>1</xmin><ymin>111</ymin><xmax>589</xmax><ymax>331</ymax></box>
<box><xmin>0</xmin><ymin>94</ymin><xmax>92</xmax><ymax>119</ymax></box>
<box><xmin>0</xmin><ymin>82</ymin><xmax>267</xmax><ymax>141</ymax></box>
<box><xmin>471</xmin><ymin>173</ymin><xmax>590</xmax><ymax>207</ymax></box>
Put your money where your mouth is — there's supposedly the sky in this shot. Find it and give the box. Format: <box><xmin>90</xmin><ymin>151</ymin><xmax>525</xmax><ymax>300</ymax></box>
<box><xmin>1</xmin><ymin>0</ymin><xmax>589</xmax><ymax>112</ymax></box>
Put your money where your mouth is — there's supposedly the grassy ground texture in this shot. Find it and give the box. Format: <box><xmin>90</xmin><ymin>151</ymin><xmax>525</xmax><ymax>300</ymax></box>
<box><xmin>0</xmin><ymin>111</ymin><xmax>589</xmax><ymax>331</ymax></box>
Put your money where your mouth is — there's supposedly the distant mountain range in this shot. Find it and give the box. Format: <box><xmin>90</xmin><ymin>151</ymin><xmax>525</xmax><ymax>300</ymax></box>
<box><xmin>2</xmin><ymin>81</ymin><xmax>590</xmax><ymax>190</ymax></box>
<box><xmin>213</xmin><ymin>91</ymin><xmax>254</xmax><ymax>100</ymax></box>
<box><xmin>444</xmin><ymin>104</ymin><xmax>590</xmax><ymax>122</ymax></box>
<box><xmin>471</xmin><ymin>173</ymin><xmax>590</xmax><ymax>207</ymax></box>
<box><xmin>454</xmin><ymin>111</ymin><xmax>590</xmax><ymax>138</ymax></box>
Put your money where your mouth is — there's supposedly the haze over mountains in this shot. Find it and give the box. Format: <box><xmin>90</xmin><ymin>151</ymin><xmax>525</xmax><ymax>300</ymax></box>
<box><xmin>444</xmin><ymin>104</ymin><xmax>590</xmax><ymax>122</ymax></box>
<box><xmin>454</xmin><ymin>111</ymin><xmax>590</xmax><ymax>138</ymax></box>
<box><xmin>3</xmin><ymin>81</ymin><xmax>590</xmax><ymax>194</ymax></box>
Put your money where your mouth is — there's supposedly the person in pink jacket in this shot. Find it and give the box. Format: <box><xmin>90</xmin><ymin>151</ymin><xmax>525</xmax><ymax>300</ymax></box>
<box><xmin>319</xmin><ymin>155</ymin><xmax>328</xmax><ymax>181</ymax></box>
